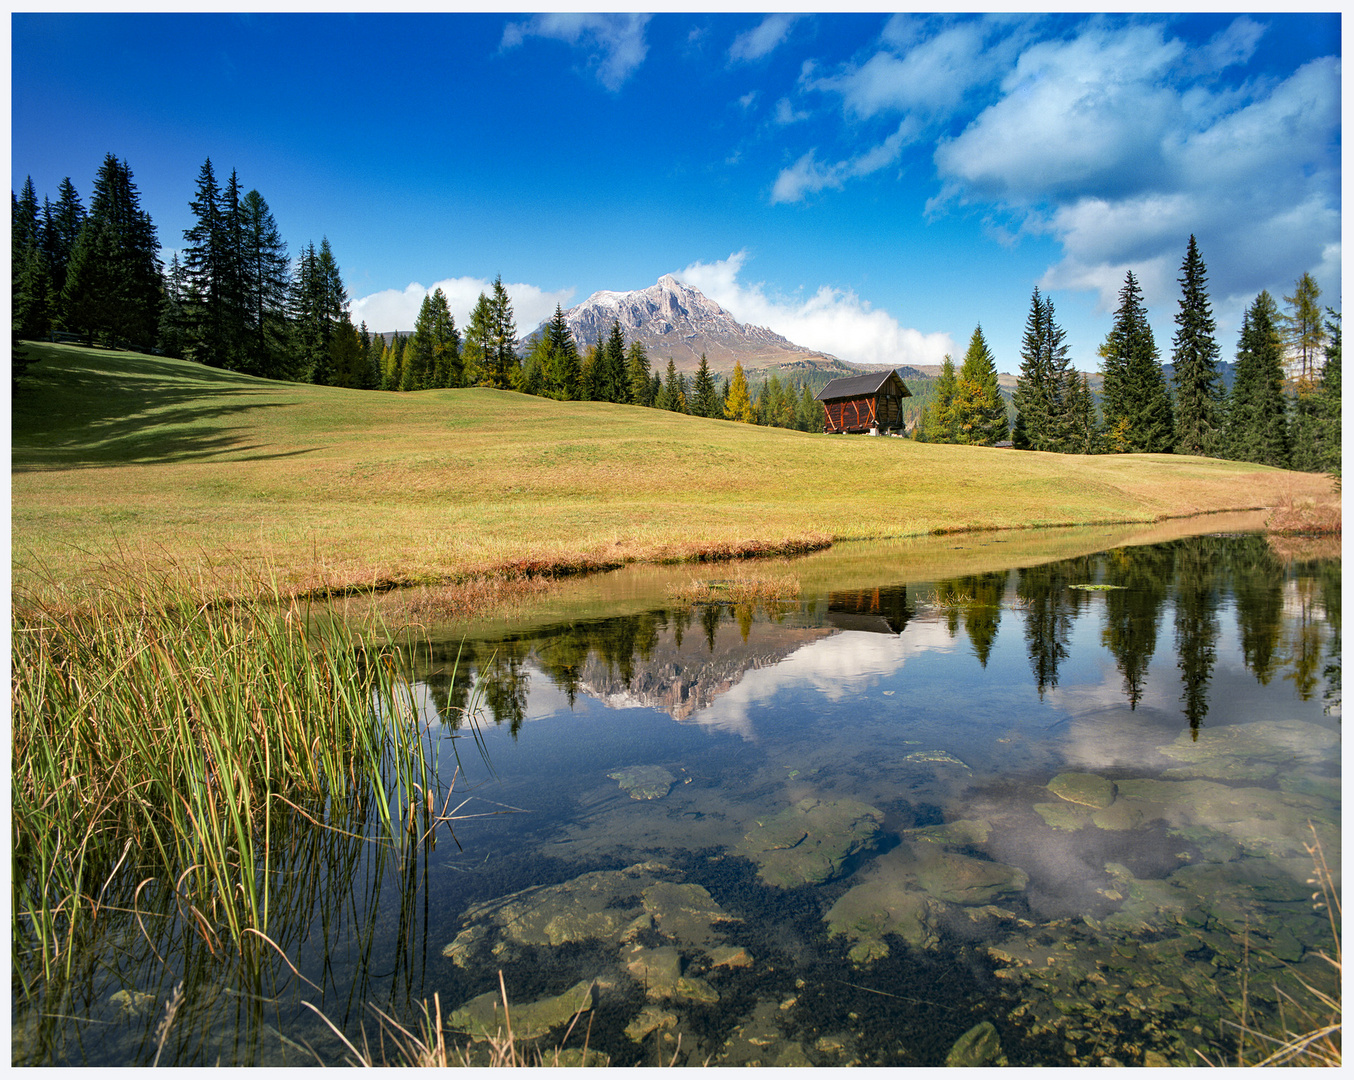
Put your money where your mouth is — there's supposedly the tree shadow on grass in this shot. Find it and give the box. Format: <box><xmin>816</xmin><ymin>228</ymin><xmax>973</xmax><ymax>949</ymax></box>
<box><xmin>12</xmin><ymin>347</ymin><xmax>329</xmax><ymax>469</ymax></box>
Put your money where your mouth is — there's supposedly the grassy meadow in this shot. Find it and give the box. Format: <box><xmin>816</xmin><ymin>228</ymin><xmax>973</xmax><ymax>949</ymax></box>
<box><xmin>11</xmin><ymin>341</ymin><xmax>1338</xmax><ymax>603</ymax></box>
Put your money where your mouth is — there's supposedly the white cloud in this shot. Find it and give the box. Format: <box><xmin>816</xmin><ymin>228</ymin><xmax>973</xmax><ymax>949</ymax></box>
<box><xmin>729</xmin><ymin>14</ymin><xmax>803</xmax><ymax>63</ymax></box>
<box><xmin>773</xmin><ymin>97</ymin><xmax>808</xmax><ymax>125</ymax></box>
<box><xmin>500</xmin><ymin>13</ymin><xmax>650</xmax><ymax>91</ymax></box>
<box><xmin>349</xmin><ymin>277</ymin><xmax>573</xmax><ymax>336</ymax></box>
<box><xmin>677</xmin><ymin>250</ymin><xmax>954</xmax><ymax>368</ymax></box>
<box><xmin>771</xmin><ymin>118</ymin><xmax>917</xmax><ymax>204</ymax></box>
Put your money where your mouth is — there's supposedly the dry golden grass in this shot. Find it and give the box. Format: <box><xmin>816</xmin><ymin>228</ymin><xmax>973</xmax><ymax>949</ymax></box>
<box><xmin>12</xmin><ymin>343</ymin><xmax>1338</xmax><ymax>605</ymax></box>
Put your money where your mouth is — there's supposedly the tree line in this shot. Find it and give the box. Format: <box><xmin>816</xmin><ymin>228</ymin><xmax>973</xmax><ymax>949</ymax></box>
<box><xmin>12</xmin><ymin>161</ymin><xmax>1337</xmax><ymax>472</ymax></box>
<box><xmin>916</xmin><ymin>235</ymin><xmax>1340</xmax><ymax>476</ymax></box>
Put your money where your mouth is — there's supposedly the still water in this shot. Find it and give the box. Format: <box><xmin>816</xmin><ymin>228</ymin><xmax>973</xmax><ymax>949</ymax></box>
<box><xmin>13</xmin><ymin>528</ymin><xmax>1341</xmax><ymax>1066</ymax></box>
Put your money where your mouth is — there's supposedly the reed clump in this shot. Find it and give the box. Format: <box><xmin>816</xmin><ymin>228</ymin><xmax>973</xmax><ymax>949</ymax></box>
<box><xmin>669</xmin><ymin>573</ymin><xmax>801</xmax><ymax>606</ymax></box>
<box><xmin>11</xmin><ymin>566</ymin><xmax>446</xmax><ymax>990</ymax></box>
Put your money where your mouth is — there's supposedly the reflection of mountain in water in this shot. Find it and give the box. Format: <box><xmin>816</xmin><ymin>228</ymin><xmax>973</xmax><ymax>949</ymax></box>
<box><xmin>575</xmin><ymin>617</ymin><xmax>836</xmax><ymax>721</ymax></box>
<box><xmin>826</xmin><ymin>585</ymin><xmax>912</xmax><ymax>635</ymax></box>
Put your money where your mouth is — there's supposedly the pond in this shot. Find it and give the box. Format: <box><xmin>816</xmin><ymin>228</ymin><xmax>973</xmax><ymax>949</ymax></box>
<box><xmin>12</xmin><ymin>524</ymin><xmax>1341</xmax><ymax>1067</ymax></box>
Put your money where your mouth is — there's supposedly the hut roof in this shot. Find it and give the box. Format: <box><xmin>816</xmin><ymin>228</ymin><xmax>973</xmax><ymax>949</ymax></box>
<box><xmin>815</xmin><ymin>369</ymin><xmax>912</xmax><ymax>402</ymax></box>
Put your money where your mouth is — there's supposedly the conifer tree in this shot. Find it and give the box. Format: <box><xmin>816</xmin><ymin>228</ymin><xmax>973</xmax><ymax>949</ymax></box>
<box><xmin>239</xmin><ymin>188</ymin><xmax>290</xmax><ymax>378</ymax></box>
<box><xmin>43</xmin><ymin>178</ymin><xmax>86</xmax><ymax>328</ymax></box>
<box><xmin>1221</xmin><ymin>291</ymin><xmax>1291</xmax><ymax>468</ymax></box>
<box><xmin>182</xmin><ymin>158</ymin><xmax>228</xmax><ymax>365</ymax></box>
<box><xmin>659</xmin><ymin>358</ymin><xmax>687</xmax><ymax>412</ymax></box>
<box><xmin>796</xmin><ymin>382</ymin><xmax>823</xmax><ymax>432</ymax></box>
<box><xmin>922</xmin><ymin>355</ymin><xmax>958</xmax><ymax>442</ymax></box>
<box><xmin>12</xmin><ymin>177</ymin><xmax>51</xmax><ymax>339</ymax></box>
<box><xmin>486</xmin><ymin>275</ymin><xmax>519</xmax><ymax>390</ymax></box>
<box><xmin>462</xmin><ymin>293</ymin><xmax>494</xmax><ymax>387</ymax></box>
<box><xmin>692</xmin><ymin>353</ymin><xmax>720</xmax><ymax>418</ymax></box>
<box><xmin>1099</xmin><ymin>271</ymin><xmax>1173</xmax><ymax>453</ymax></box>
<box><xmin>1281</xmin><ymin>272</ymin><xmax>1325</xmax><ymax>388</ymax></box>
<box><xmin>1170</xmin><ymin>235</ymin><xmax>1224</xmax><ymax>456</ymax></box>
<box><xmin>952</xmin><ymin>326</ymin><xmax>1008</xmax><ymax>445</ymax></box>
<box><xmin>724</xmin><ymin>360</ymin><xmax>755</xmax><ymax>423</ymax></box>
<box><xmin>626</xmin><ymin>340</ymin><xmax>653</xmax><ymax>405</ymax></box>
<box><xmin>1012</xmin><ymin>288</ymin><xmax>1076</xmax><ymax>451</ymax></box>
<box><xmin>596</xmin><ymin>320</ymin><xmax>628</xmax><ymax>403</ymax></box>
<box><xmin>289</xmin><ymin>237</ymin><xmax>347</xmax><ymax>383</ymax></box>
<box><xmin>543</xmin><ymin>304</ymin><xmax>580</xmax><ymax>399</ymax></box>
<box><xmin>157</xmin><ymin>253</ymin><xmax>190</xmax><ymax>358</ymax></box>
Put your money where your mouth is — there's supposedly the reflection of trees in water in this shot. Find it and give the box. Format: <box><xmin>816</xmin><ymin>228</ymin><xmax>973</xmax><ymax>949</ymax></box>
<box><xmin>1016</xmin><ymin>557</ymin><xmax>1095</xmax><ymax>696</ymax></box>
<box><xmin>406</xmin><ymin>536</ymin><xmax>1338</xmax><ymax>734</ymax></box>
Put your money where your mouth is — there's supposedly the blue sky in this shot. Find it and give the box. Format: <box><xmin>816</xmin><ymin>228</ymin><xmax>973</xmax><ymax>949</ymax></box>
<box><xmin>10</xmin><ymin>10</ymin><xmax>1342</xmax><ymax>374</ymax></box>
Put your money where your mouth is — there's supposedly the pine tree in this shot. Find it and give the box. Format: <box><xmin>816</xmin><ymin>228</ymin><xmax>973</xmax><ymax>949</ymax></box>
<box><xmin>724</xmin><ymin>360</ymin><xmax>755</xmax><ymax>423</ymax></box>
<box><xmin>1281</xmin><ymin>272</ymin><xmax>1325</xmax><ymax>388</ymax></box>
<box><xmin>1170</xmin><ymin>235</ymin><xmax>1224</xmax><ymax>456</ymax></box>
<box><xmin>692</xmin><ymin>353</ymin><xmax>720</xmax><ymax>418</ymax></box>
<box><xmin>1099</xmin><ymin>271</ymin><xmax>1173</xmax><ymax>453</ymax></box>
<box><xmin>952</xmin><ymin>326</ymin><xmax>1008</xmax><ymax>445</ymax></box>
<box><xmin>1222</xmin><ymin>291</ymin><xmax>1291</xmax><ymax>468</ymax></box>
<box><xmin>1012</xmin><ymin>287</ymin><xmax>1076</xmax><ymax>451</ymax></box>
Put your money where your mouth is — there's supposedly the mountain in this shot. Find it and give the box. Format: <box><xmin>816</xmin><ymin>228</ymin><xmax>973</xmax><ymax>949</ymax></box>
<box><xmin>528</xmin><ymin>274</ymin><xmax>877</xmax><ymax>378</ymax></box>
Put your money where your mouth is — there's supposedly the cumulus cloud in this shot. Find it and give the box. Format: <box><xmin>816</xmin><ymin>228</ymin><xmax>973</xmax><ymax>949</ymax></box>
<box><xmin>771</xmin><ymin>118</ymin><xmax>918</xmax><ymax>204</ymax></box>
<box><xmin>501</xmin><ymin>13</ymin><xmax>650</xmax><ymax>91</ymax></box>
<box><xmin>792</xmin><ymin>15</ymin><xmax>1340</xmax><ymax>321</ymax></box>
<box><xmin>677</xmin><ymin>250</ymin><xmax>954</xmax><ymax>368</ymax></box>
<box><xmin>349</xmin><ymin>277</ymin><xmax>573</xmax><ymax>336</ymax></box>
<box><xmin>729</xmin><ymin>13</ymin><xmax>804</xmax><ymax>63</ymax></box>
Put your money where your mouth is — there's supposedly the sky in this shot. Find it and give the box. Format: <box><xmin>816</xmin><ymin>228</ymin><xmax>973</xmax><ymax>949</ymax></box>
<box><xmin>9</xmin><ymin>9</ymin><xmax>1342</xmax><ymax>375</ymax></box>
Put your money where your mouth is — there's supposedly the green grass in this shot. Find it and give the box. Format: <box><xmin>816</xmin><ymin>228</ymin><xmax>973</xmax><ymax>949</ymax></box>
<box><xmin>12</xmin><ymin>341</ymin><xmax>1337</xmax><ymax>602</ymax></box>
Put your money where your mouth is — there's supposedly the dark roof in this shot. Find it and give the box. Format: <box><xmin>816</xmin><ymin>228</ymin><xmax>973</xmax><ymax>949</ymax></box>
<box><xmin>815</xmin><ymin>369</ymin><xmax>912</xmax><ymax>402</ymax></box>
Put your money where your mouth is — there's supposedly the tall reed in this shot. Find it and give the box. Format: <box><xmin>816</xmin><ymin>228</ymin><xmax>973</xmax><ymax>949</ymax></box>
<box><xmin>11</xmin><ymin>565</ymin><xmax>452</xmax><ymax>990</ymax></box>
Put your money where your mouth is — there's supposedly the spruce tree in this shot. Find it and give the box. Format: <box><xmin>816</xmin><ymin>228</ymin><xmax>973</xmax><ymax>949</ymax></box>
<box><xmin>183</xmin><ymin>158</ymin><xmax>228</xmax><ymax>365</ymax></box>
<box><xmin>543</xmin><ymin>304</ymin><xmax>579</xmax><ymax>399</ymax></box>
<box><xmin>43</xmin><ymin>177</ymin><xmax>86</xmax><ymax>329</ymax></box>
<box><xmin>157</xmin><ymin>253</ymin><xmax>190</xmax><ymax>359</ymax></box>
<box><xmin>1170</xmin><ymin>235</ymin><xmax>1224</xmax><ymax>456</ymax></box>
<box><xmin>462</xmin><ymin>293</ymin><xmax>494</xmax><ymax>387</ymax></box>
<box><xmin>724</xmin><ymin>360</ymin><xmax>755</xmax><ymax>423</ymax></box>
<box><xmin>692</xmin><ymin>353</ymin><xmax>719</xmax><ymax>418</ymax></box>
<box><xmin>1064</xmin><ymin>373</ymin><xmax>1102</xmax><ymax>454</ymax></box>
<box><xmin>12</xmin><ymin>178</ymin><xmax>51</xmax><ymax>340</ymax></box>
<box><xmin>487</xmin><ymin>275</ymin><xmax>519</xmax><ymax>390</ymax></box>
<box><xmin>626</xmin><ymin>340</ymin><xmax>653</xmax><ymax>405</ymax></box>
<box><xmin>1099</xmin><ymin>271</ymin><xmax>1173</xmax><ymax>453</ymax></box>
<box><xmin>953</xmin><ymin>326</ymin><xmax>1008</xmax><ymax>445</ymax></box>
<box><xmin>597</xmin><ymin>320</ymin><xmax>628</xmax><ymax>403</ymax></box>
<box><xmin>239</xmin><ymin>188</ymin><xmax>290</xmax><ymax>378</ymax></box>
<box><xmin>1222</xmin><ymin>291</ymin><xmax>1291</xmax><ymax>468</ymax></box>
<box><xmin>1012</xmin><ymin>288</ymin><xmax>1076</xmax><ymax>451</ymax></box>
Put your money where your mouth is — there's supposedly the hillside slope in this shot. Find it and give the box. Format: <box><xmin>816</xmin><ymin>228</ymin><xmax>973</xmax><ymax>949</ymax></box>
<box><xmin>11</xmin><ymin>343</ymin><xmax>1333</xmax><ymax>598</ymax></box>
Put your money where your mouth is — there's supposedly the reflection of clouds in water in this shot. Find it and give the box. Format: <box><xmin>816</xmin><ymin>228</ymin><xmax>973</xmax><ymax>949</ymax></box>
<box><xmin>694</xmin><ymin>623</ymin><xmax>958</xmax><ymax>738</ymax></box>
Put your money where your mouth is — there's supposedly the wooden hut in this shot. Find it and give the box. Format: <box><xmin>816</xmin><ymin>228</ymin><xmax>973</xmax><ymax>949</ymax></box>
<box><xmin>815</xmin><ymin>370</ymin><xmax>912</xmax><ymax>434</ymax></box>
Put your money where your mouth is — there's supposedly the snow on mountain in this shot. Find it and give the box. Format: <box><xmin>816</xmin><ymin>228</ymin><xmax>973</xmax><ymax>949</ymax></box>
<box><xmin>529</xmin><ymin>274</ymin><xmax>862</xmax><ymax>376</ymax></box>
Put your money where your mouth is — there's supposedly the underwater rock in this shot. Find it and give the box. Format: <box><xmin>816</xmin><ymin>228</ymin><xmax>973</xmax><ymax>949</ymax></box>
<box><xmin>1047</xmin><ymin>771</ymin><xmax>1117</xmax><ymax>809</ymax></box>
<box><xmin>907</xmin><ymin>817</ymin><xmax>992</xmax><ymax>845</ymax></box>
<box><xmin>1101</xmin><ymin>862</ymin><xmax>1194</xmax><ymax>933</ymax></box>
<box><xmin>914</xmin><ymin>848</ymin><xmax>1028</xmax><ymax>906</ymax></box>
<box><xmin>904</xmin><ymin>749</ymin><xmax>970</xmax><ymax>769</ymax></box>
<box><xmin>110</xmin><ymin>989</ymin><xmax>155</xmax><ymax>1017</ymax></box>
<box><xmin>1033</xmin><ymin>801</ymin><xmax>1091</xmax><ymax>831</ymax></box>
<box><xmin>609</xmin><ymin>765</ymin><xmax>677</xmax><ymax>800</ymax></box>
<box><xmin>825</xmin><ymin>873</ymin><xmax>937</xmax><ymax>964</ymax></box>
<box><xmin>946</xmin><ymin>1020</ymin><xmax>1007</xmax><ymax>1067</ymax></box>
<box><xmin>625</xmin><ymin>1004</ymin><xmax>679</xmax><ymax>1043</ymax></box>
<box><xmin>715</xmin><ymin>997</ymin><xmax>812</xmax><ymax>1066</ymax></box>
<box><xmin>1157</xmin><ymin>718</ymin><xmax>1338</xmax><ymax>769</ymax></box>
<box><xmin>708</xmin><ymin>944</ymin><xmax>754</xmax><ymax>969</ymax></box>
<box><xmin>736</xmin><ymin>797</ymin><xmax>883</xmax><ymax>889</ymax></box>
<box><xmin>447</xmin><ymin>979</ymin><xmax>593</xmax><ymax>1041</ymax></box>
<box><xmin>641</xmin><ymin>880</ymin><xmax>737</xmax><ymax>947</ymax></box>
<box><xmin>442</xmin><ymin>861</ymin><xmax>681</xmax><ymax>964</ymax></box>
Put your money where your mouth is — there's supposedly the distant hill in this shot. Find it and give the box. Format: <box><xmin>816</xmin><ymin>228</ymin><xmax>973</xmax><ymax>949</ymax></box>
<box><xmin>525</xmin><ymin>273</ymin><xmax>891</xmax><ymax>379</ymax></box>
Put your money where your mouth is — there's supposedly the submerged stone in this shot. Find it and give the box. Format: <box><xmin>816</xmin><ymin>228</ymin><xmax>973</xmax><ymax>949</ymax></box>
<box><xmin>1033</xmin><ymin>801</ymin><xmax>1091</xmax><ymax>831</ymax></box>
<box><xmin>642</xmin><ymin>880</ymin><xmax>736</xmax><ymax>947</ymax></box>
<box><xmin>736</xmin><ymin>798</ymin><xmax>883</xmax><ymax>889</ymax></box>
<box><xmin>946</xmin><ymin>1020</ymin><xmax>1007</xmax><ymax>1067</ymax></box>
<box><xmin>609</xmin><ymin>765</ymin><xmax>677</xmax><ymax>800</ymax></box>
<box><xmin>110</xmin><ymin>989</ymin><xmax>155</xmax><ymax>1017</ymax></box>
<box><xmin>907</xmin><ymin>817</ymin><xmax>992</xmax><ymax>845</ymax></box>
<box><xmin>1047</xmin><ymin>771</ymin><xmax>1117</xmax><ymax>809</ymax></box>
<box><xmin>447</xmin><ymin>980</ymin><xmax>593</xmax><ymax>1042</ymax></box>
<box><xmin>904</xmin><ymin>749</ymin><xmax>970</xmax><ymax>769</ymax></box>
<box><xmin>824</xmin><ymin>869</ymin><xmax>938</xmax><ymax>963</ymax></box>
<box><xmin>1157</xmin><ymin>719</ymin><xmax>1338</xmax><ymax>768</ymax></box>
<box><xmin>915</xmin><ymin>849</ymin><xmax>1028</xmax><ymax>906</ymax></box>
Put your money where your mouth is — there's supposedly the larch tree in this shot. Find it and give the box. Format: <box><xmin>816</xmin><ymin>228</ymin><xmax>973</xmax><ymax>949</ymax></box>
<box><xmin>1099</xmin><ymin>271</ymin><xmax>1173</xmax><ymax>453</ymax></box>
<box><xmin>952</xmin><ymin>325</ymin><xmax>1008</xmax><ymax>445</ymax></box>
<box><xmin>1281</xmin><ymin>272</ymin><xmax>1325</xmax><ymax>388</ymax></box>
<box><xmin>724</xmin><ymin>360</ymin><xmax>755</xmax><ymax>423</ymax></box>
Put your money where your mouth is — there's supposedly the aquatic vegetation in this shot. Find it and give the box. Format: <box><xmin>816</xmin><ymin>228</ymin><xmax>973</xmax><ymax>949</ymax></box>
<box><xmin>10</xmin><ymin>565</ymin><xmax>457</xmax><ymax>992</ymax></box>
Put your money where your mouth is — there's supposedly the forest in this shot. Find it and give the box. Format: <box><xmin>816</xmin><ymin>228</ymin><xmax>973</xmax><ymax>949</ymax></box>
<box><xmin>11</xmin><ymin>153</ymin><xmax>1341</xmax><ymax>473</ymax></box>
